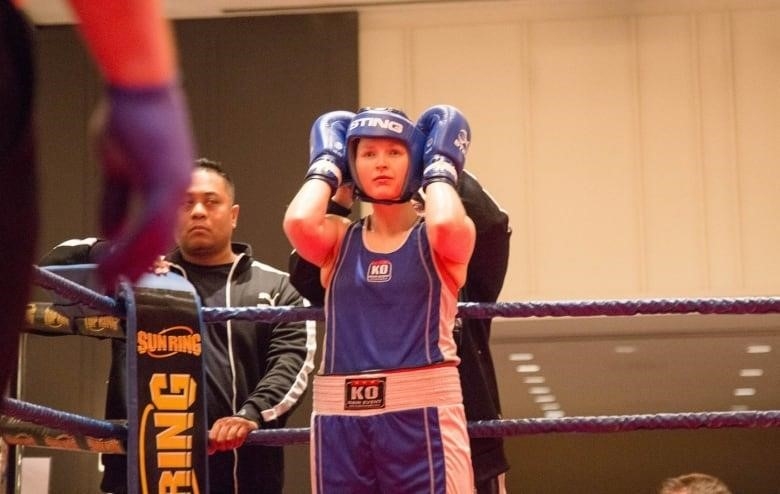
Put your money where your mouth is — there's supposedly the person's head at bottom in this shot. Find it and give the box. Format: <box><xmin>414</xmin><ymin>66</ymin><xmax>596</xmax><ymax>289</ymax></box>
<box><xmin>658</xmin><ymin>473</ymin><xmax>732</xmax><ymax>494</ymax></box>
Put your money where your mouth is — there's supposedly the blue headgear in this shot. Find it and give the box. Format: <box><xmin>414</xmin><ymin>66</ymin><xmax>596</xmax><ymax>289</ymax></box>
<box><xmin>346</xmin><ymin>107</ymin><xmax>425</xmax><ymax>204</ymax></box>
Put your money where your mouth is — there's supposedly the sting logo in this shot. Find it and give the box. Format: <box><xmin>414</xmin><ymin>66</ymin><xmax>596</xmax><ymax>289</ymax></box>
<box><xmin>366</xmin><ymin>260</ymin><xmax>392</xmax><ymax>282</ymax></box>
<box><xmin>349</xmin><ymin>117</ymin><xmax>405</xmax><ymax>134</ymax></box>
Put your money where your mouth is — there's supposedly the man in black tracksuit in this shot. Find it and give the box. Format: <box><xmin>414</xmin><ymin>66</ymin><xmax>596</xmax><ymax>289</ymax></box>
<box><xmin>162</xmin><ymin>242</ymin><xmax>313</xmax><ymax>494</ymax></box>
<box><xmin>288</xmin><ymin>170</ymin><xmax>512</xmax><ymax>493</ymax></box>
<box><xmin>41</xmin><ymin>159</ymin><xmax>315</xmax><ymax>494</ymax></box>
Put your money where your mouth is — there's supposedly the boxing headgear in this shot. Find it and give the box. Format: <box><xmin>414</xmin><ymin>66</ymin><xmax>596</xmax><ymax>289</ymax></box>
<box><xmin>346</xmin><ymin>107</ymin><xmax>425</xmax><ymax>204</ymax></box>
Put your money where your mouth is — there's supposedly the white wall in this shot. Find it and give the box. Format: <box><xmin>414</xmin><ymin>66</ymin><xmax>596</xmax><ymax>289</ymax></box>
<box><xmin>358</xmin><ymin>0</ymin><xmax>780</xmax><ymax>302</ymax></box>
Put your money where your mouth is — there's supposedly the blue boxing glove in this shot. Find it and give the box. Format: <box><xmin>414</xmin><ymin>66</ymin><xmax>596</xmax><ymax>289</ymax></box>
<box><xmin>416</xmin><ymin>105</ymin><xmax>471</xmax><ymax>190</ymax></box>
<box><xmin>305</xmin><ymin>110</ymin><xmax>355</xmax><ymax>194</ymax></box>
<box><xmin>94</xmin><ymin>83</ymin><xmax>194</xmax><ymax>287</ymax></box>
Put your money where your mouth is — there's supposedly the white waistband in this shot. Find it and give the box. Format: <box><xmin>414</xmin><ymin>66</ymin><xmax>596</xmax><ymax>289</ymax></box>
<box><xmin>313</xmin><ymin>366</ymin><xmax>463</xmax><ymax>416</ymax></box>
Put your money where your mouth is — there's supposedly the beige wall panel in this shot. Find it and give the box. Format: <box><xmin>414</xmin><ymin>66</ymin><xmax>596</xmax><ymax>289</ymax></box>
<box><xmin>731</xmin><ymin>9</ymin><xmax>780</xmax><ymax>293</ymax></box>
<box><xmin>527</xmin><ymin>17</ymin><xmax>641</xmax><ymax>298</ymax></box>
<box><xmin>635</xmin><ymin>15</ymin><xmax>708</xmax><ymax>296</ymax></box>
<box><xmin>409</xmin><ymin>24</ymin><xmax>533</xmax><ymax>300</ymax></box>
<box><xmin>697</xmin><ymin>12</ymin><xmax>745</xmax><ymax>293</ymax></box>
<box><xmin>358</xmin><ymin>28</ymin><xmax>408</xmax><ymax>105</ymax></box>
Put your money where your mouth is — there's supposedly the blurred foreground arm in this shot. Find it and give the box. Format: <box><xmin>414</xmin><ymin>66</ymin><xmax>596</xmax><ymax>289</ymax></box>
<box><xmin>67</xmin><ymin>0</ymin><xmax>194</xmax><ymax>285</ymax></box>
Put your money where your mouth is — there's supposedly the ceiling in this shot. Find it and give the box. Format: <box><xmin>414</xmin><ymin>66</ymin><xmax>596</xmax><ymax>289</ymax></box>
<box><xmin>23</xmin><ymin>0</ymin><xmax>780</xmax><ymax>426</ymax></box>
<box><xmin>25</xmin><ymin>0</ymin><xmax>444</xmax><ymax>25</ymax></box>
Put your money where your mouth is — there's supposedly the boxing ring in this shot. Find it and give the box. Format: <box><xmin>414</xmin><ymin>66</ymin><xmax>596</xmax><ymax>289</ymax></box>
<box><xmin>3</xmin><ymin>265</ymin><xmax>780</xmax><ymax>492</ymax></box>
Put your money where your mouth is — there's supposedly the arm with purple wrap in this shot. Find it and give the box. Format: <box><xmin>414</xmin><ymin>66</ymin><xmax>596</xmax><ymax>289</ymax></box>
<box><xmin>67</xmin><ymin>0</ymin><xmax>195</xmax><ymax>286</ymax></box>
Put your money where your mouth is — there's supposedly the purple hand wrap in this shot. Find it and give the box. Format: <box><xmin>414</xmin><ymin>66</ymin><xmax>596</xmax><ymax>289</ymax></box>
<box><xmin>96</xmin><ymin>82</ymin><xmax>194</xmax><ymax>286</ymax></box>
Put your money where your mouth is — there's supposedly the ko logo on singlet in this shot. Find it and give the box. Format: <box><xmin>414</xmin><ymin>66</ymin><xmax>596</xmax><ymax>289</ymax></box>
<box><xmin>344</xmin><ymin>377</ymin><xmax>386</xmax><ymax>410</ymax></box>
<box><xmin>366</xmin><ymin>260</ymin><xmax>392</xmax><ymax>282</ymax></box>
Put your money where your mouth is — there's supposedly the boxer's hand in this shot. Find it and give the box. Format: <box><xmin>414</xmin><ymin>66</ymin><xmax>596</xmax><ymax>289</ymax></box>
<box><xmin>208</xmin><ymin>416</ymin><xmax>259</xmax><ymax>454</ymax></box>
<box><xmin>305</xmin><ymin>110</ymin><xmax>355</xmax><ymax>194</ymax></box>
<box><xmin>331</xmin><ymin>183</ymin><xmax>355</xmax><ymax>210</ymax></box>
<box><xmin>416</xmin><ymin>105</ymin><xmax>471</xmax><ymax>189</ymax></box>
<box><xmin>93</xmin><ymin>83</ymin><xmax>194</xmax><ymax>286</ymax></box>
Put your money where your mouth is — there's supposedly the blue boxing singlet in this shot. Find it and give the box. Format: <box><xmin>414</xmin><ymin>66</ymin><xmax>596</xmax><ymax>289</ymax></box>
<box><xmin>311</xmin><ymin>217</ymin><xmax>474</xmax><ymax>493</ymax></box>
<box><xmin>322</xmin><ymin>217</ymin><xmax>459</xmax><ymax>375</ymax></box>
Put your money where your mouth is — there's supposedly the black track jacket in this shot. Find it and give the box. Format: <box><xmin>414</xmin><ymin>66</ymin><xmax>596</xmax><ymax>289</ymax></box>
<box><xmin>166</xmin><ymin>244</ymin><xmax>315</xmax><ymax>494</ymax></box>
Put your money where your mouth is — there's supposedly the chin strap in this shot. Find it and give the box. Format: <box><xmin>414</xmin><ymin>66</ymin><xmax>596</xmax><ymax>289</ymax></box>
<box><xmin>354</xmin><ymin>185</ymin><xmax>414</xmax><ymax>205</ymax></box>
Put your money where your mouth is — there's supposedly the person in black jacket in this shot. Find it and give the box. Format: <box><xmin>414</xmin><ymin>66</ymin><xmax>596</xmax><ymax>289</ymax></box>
<box><xmin>40</xmin><ymin>159</ymin><xmax>315</xmax><ymax>494</ymax></box>
<box><xmin>288</xmin><ymin>170</ymin><xmax>511</xmax><ymax>493</ymax></box>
